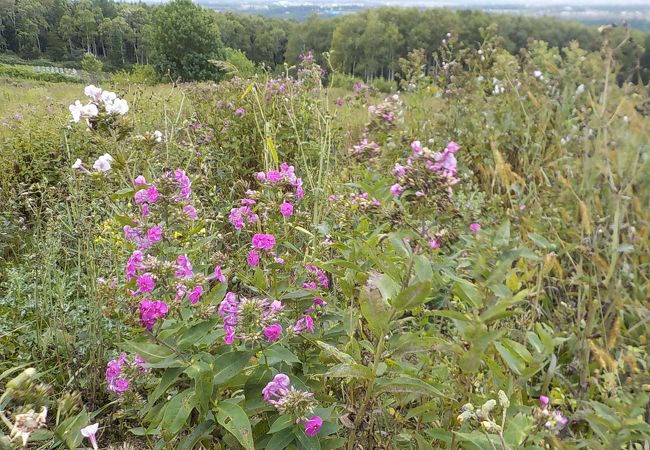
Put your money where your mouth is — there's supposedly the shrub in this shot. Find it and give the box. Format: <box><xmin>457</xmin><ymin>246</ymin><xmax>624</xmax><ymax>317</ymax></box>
<box><xmin>371</xmin><ymin>77</ymin><xmax>398</xmax><ymax>93</ymax></box>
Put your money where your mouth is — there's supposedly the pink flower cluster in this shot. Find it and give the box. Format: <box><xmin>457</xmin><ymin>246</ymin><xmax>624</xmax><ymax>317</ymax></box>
<box><xmin>303</xmin><ymin>265</ymin><xmax>329</xmax><ymax>290</ymax></box>
<box><xmin>256</xmin><ymin>162</ymin><xmax>304</xmax><ymax>199</ymax></box>
<box><xmin>349</xmin><ymin>137</ymin><xmax>380</xmax><ymax>160</ymax></box>
<box><xmin>105</xmin><ymin>353</ymin><xmax>147</xmax><ymax>394</ymax></box>
<box><xmin>390</xmin><ymin>140</ymin><xmax>461</xmax><ymax>199</ymax></box>
<box><xmin>328</xmin><ymin>192</ymin><xmax>381</xmax><ymax>211</ymax></box>
<box><xmin>368</xmin><ymin>95</ymin><xmax>400</xmax><ymax>127</ymax></box>
<box><xmin>538</xmin><ymin>396</ymin><xmax>569</xmax><ymax>432</ymax></box>
<box><xmin>262</xmin><ymin>374</ymin><xmax>323</xmax><ymax>437</ymax></box>
<box><xmin>229</xmin><ymin>204</ymin><xmax>259</xmax><ymax>230</ymax></box>
<box><xmin>218</xmin><ymin>292</ymin><xmax>284</xmax><ymax>345</ymax></box>
<box><xmin>139</xmin><ymin>299</ymin><xmax>168</xmax><ymax>330</ymax></box>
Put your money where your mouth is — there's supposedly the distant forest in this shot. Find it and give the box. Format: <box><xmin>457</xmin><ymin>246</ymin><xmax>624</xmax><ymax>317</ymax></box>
<box><xmin>1</xmin><ymin>0</ymin><xmax>648</xmax><ymax>82</ymax></box>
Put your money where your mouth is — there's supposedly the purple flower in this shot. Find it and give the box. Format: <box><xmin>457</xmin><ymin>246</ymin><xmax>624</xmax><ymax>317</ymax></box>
<box><xmin>134</xmin><ymin>175</ymin><xmax>147</xmax><ymax>186</ymax></box>
<box><xmin>234</xmin><ymin>108</ymin><xmax>245</xmax><ymax>117</ymax></box>
<box><xmin>183</xmin><ymin>204</ymin><xmax>198</xmax><ymax>220</ymax></box>
<box><xmin>247</xmin><ymin>250</ymin><xmax>260</xmax><ymax>267</ymax></box>
<box><xmin>266</xmin><ymin>170</ymin><xmax>283</xmax><ymax>183</ymax></box>
<box><xmin>211</xmin><ymin>265</ymin><xmax>226</xmax><ymax>283</ymax></box>
<box><xmin>390</xmin><ymin>183</ymin><xmax>404</xmax><ymax>197</ymax></box>
<box><xmin>539</xmin><ymin>395</ymin><xmax>550</xmax><ymax>409</ymax></box>
<box><xmin>304</xmin><ymin>416</ymin><xmax>323</xmax><ymax>437</ymax></box>
<box><xmin>264</xmin><ymin>324</ymin><xmax>283</xmax><ymax>342</ymax></box>
<box><xmin>429</xmin><ymin>238</ymin><xmax>441</xmax><ymax>249</ymax></box>
<box><xmin>446</xmin><ymin>141</ymin><xmax>460</xmax><ymax>153</ymax></box>
<box><xmin>174</xmin><ymin>169</ymin><xmax>192</xmax><ymax>199</ymax></box>
<box><xmin>126</xmin><ymin>250</ymin><xmax>144</xmax><ymax>281</ymax></box>
<box><xmin>262</xmin><ymin>373</ymin><xmax>291</xmax><ymax>403</ymax></box>
<box><xmin>279</xmin><ymin>202</ymin><xmax>294</xmax><ymax>217</ymax></box>
<box><xmin>252</xmin><ymin>234</ymin><xmax>276</xmax><ymax>250</ymax></box>
<box><xmin>110</xmin><ymin>378</ymin><xmax>129</xmax><ymax>394</ymax></box>
<box><xmin>147</xmin><ymin>226</ymin><xmax>162</xmax><ymax>243</ymax></box>
<box><xmin>256</xmin><ymin>171</ymin><xmax>266</xmax><ymax>181</ymax></box>
<box><xmin>335</xmin><ymin>98</ymin><xmax>344</xmax><ymax>106</ymax></box>
<box><xmin>124</xmin><ymin>225</ymin><xmax>140</xmax><ymax>241</ymax></box>
<box><xmin>175</xmin><ymin>255</ymin><xmax>193</xmax><ymax>279</ymax></box>
<box><xmin>188</xmin><ymin>285</ymin><xmax>203</xmax><ymax>304</ymax></box>
<box><xmin>139</xmin><ymin>299</ymin><xmax>168</xmax><ymax>330</ymax></box>
<box><xmin>136</xmin><ymin>274</ymin><xmax>155</xmax><ymax>294</ymax></box>
<box><xmin>294</xmin><ymin>315</ymin><xmax>314</xmax><ymax>334</ymax></box>
<box><xmin>470</xmin><ymin>223</ymin><xmax>481</xmax><ymax>233</ymax></box>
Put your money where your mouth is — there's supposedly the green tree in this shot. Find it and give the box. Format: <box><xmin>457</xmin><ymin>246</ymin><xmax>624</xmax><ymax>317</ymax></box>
<box><xmin>151</xmin><ymin>0</ymin><xmax>223</xmax><ymax>81</ymax></box>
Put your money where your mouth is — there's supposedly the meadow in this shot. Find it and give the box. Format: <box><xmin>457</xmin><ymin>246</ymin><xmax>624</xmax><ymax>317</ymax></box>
<box><xmin>0</xmin><ymin>29</ymin><xmax>649</xmax><ymax>450</ymax></box>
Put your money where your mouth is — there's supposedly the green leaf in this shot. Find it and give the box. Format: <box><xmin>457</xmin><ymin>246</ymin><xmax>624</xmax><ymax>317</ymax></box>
<box><xmin>160</xmin><ymin>389</ymin><xmax>194</xmax><ymax>436</ymax></box>
<box><xmin>178</xmin><ymin>320</ymin><xmax>218</xmax><ymax>349</ymax></box>
<box><xmin>494</xmin><ymin>341</ymin><xmax>525</xmax><ymax>375</ymax></box>
<box><xmin>177</xmin><ymin>419</ymin><xmax>215</xmax><ymax>450</ymax></box>
<box><xmin>268</xmin><ymin>415</ymin><xmax>295</xmax><ymax>434</ymax></box>
<box><xmin>122</xmin><ymin>340</ymin><xmax>176</xmax><ymax>363</ymax></box>
<box><xmin>375</xmin><ymin>376</ymin><xmax>451</xmax><ymax>400</ymax></box>
<box><xmin>370</xmin><ymin>272</ymin><xmax>401</xmax><ymax>302</ymax></box>
<box><xmin>294</xmin><ymin>428</ymin><xmax>321</xmax><ymax>450</ymax></box>
<box><xmin>494</xmin><ymin>219</ymin><xmax>511</xmax><ymax>247</ymax></box>
<box><xmin>111</xmin><ymin>187</ymin><xmax>135</xmax><ymax>200</ymax></box>
<box><xmin>315</xmin><ymin>341</ymin><xmax>355</xmax><ymax>364</ymax></box>
<box><xmin>325</xmin><ymin>363</ymin><xmax>373</xmax><ymax>380</ymax></box>
<box><xmin>392</xmin><ymin>281</ymin><xmax>432</xmax><ymax>311</ymax></box>
<box><xmin>266</xmin><ymin>430</ymin><xmax>295</xmax><ymax>450</ymax></box>
<box><xmin>213</xmin><ymin>351</ymin><xmax>252</xmax><ymax>385</ymax></box>
<box><xmin>504</xmin><ymin>413</ymin><xmax>535</xmax><ymax>447</ymax></box>
<box><xmin>359</xmin><ymin>280</ymin><xmax>393</xmax><ymax>335</ymax></box>
<box><xmin>148</xmin><ymin>366</ymin><xmax>185</xmax><ymax>406</ymax></box>
<box><xmin>412</xmin><ymin>255</ymin><xmax>433</xmax><ymax>284</ymax></box>
<box><xmin>263</xmin><ymin>345</ymin><xmax>300</xmax><ymax>365</ymax></box>
<box><xmin>216</xmin><ymin>400</ymin><xmax>255</xmax><ymax>450</ymax></box>
<box><xmin>186</xmin><ymin>360</ymin><xmax>214</xmax><ymax>414</ymax></box>
<box><xmin>452</xmin><ymin>279</ymin><xmax>483</xmax><ymax>309</ymax></box>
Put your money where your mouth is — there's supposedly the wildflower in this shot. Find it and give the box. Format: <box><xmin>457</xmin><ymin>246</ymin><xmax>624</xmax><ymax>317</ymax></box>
<box><xmin>139</xmin><ymin>299</ymin><xmax>168</xmax><ymax>330</ymax></box>
<box><xmin>175</xmin><ymin>255</ymin><xmax>193</xmax><ymax>279</ymax></box>
<box><xmin>256</xmin><ymin>171</ymin><xmax>266</xmax><ymax>181</ymax></box>
<box><xmin>72</xmin><ymin>158</ymin><xmax>83</xmax><ymax>169</ymax></box>
<box><xmin>183</xmin><ymin>204</ymin><xmax>198</xmax><ymax>220</ymax></box>
<box><xmin>539</xmin><ymin>395</ymin><xmax>550</xmax><ymax>409</ymax></box>
<box><xmin>134</xmin><ymin>175</ymin><xmax>147</xmax><ymax>186</ymax></box>
<box><xmin>304</xmin><ymin>416</ymin><xmax>323</xmax><ymax>437</ymax></box>
<box><xmin>335</xmin><ymin>98</ymin><xmax>344</xmax><ymax>106</ymax></box>
<box><xmin>390</xmin><ymin>183</ymin><xmax>404</xmax><ymax>197</ymax></box>
<box><xmin>252</xmin><ymin>234</ymin><xmax>276</xmax><ymax>250</ymax></box>
<box><xmin>93</xmin><ymin>153</ymin><xmax>114</xmax><ymax>172</ymax></box>
<box><xmin>294</xmin><ymin>315</ymin><xmax>314</xmax><ymax>334</ymax></box>
<box><xmin>147</xmin><ymin>226</ymin><xmax>162</xmax><ymax>243</ymax></box>
<box><xmin>211</xmin><ymin>265</ymin><xmax>227</xmax><ymax>283</ymax></box>
<box><xmin>267</xmin><ymin>170</ymin><xmax>283</xmax><ymax>183</ymax></box>
<box><xmin>80</xmin><ymin>423</ymin><xmax>99</xmax><ymax>450</ymax></box>
<box><xmin>280</xmin><ymin>202</ymin><xmax>294</xmax><ymax>217</ymax></box>
<box><xmin>533</xmin><ymin>70</ymin><xmax>543</xmax><ymax>79</ymax></box>
<box><xmin>470</xmin><ymin>223</ymin><xmax>481</xmax><ymax>233</ymax></box>
<box><xmin>188</xmin><ymin>285</ymin><xmax>203</xmax><ymax>304</ymax></box>
<box><xmin>229</xmin><ymin>206</ymin><xmax>258</xmax><ymax>230</ymax></box>
<box><xmin>9</xmin><ymin>407</ymin><xmax>48</xmax><ymax>447</ymax></box>
<box><xmin>84</xmin><ymin>85</ymin><xmax>103</xmax><ymax>101</ymax></box>
<box><xmin>126</xmin><ymin>250</ymin><xmax>144</xmax><ymax>280</ymax></box>
<box><xmin>153</xmin><ymin>130</ymin><xmax>163</xmax><ymax>142</ymax></box>
<box><xmin>262</xmin><ymin>374</ymin><xmax>291</xmax><ymax>403</ymax></box>
<box><xmin>575</xmin><ymin>84</ymin><xmax>585</xmax><ymax>96</ymax></box>
<box><xmin>429</xmin><ymin>238</ymin><xmax>441</xmax><ymax>249</ymax></box>
<box><xmin>174</xmin><ymin>169</ymin><xmax>192</xmax><ymax>199</ymax></box>
<box><xmin>136</xmin><ymin>274</ymin><xmax>155</xmax><ymax>294</ymax></box>
<box><xmin>264</xmin><ymin>323</ymin><xmax>283</xmax><ymax>342</ymax></box>
<box><xmin>234</xmin><ymin>108</ymin><xmax>245</xmax><ymax>117</ymax></box>
<box><xmin>247</xmin><ymin>250</ymin><xmax>260</xmax><ymax>267</ymax></box>
<box><xmin>105</xmin><ymin>98</ymin><xmax>129</xmax><ymax>115</ymax></box>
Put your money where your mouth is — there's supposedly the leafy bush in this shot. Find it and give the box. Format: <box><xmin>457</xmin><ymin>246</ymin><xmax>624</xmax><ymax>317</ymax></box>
<box><xmin>0</xmin><ymin>64</ymin><xmax>81</xmax><ymax>83</ymax></box>
<box><xmin>371</xmin><ymin>77</ymin><xmax>397</xmax><ymax>93</ymax></box>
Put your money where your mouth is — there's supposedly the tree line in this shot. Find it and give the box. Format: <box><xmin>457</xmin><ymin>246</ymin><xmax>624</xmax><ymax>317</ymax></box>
<box><xmin>1</xmin><ymin>0</ymin><xmax>648</xmax><ymax>82</ymax></box>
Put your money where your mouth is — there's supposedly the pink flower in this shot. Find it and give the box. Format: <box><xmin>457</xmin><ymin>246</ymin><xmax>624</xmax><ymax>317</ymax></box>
<box><xmin>147</xmin><ymin>226</ymin><xmax>162</xmax><ymax>243</ymax></box>
<box><xmin>446</xmin><ymin>141</ymin><xmax>460</xmax><ymax>153</ymax></box>
<box><xmin>174</xmin><ymin>169</ymin><xmax>192</xmax><ymax>199</ymax></box>
<box><xmin>470</xmin><ymin>223</ymin><xmax>481</xmax><ymax>233</ymax></box>
<box><xmin>429</xmin><ymin>238</ymin><xmax>441</xmax><ymax>249</ymax></box>
<box><xmin>256</xmin><ymin>171</ymin><xmax>266</xmax><ymax>181</ymax></box>
<box><xmin>304</xmin><ymin>416</ymin><xmax>323</xmax><ymax>437</ymax></box>
<box><xmin>247</xmin><ymin>250</ymin><xmax>260</xmax><ymax>267</ymax></box>
<box><xmin>266</xmin><ymin>170</ymin><xmax>283</xmax><ymax>183</ymax></box>
<box><xmin>279</xmin><ymin>202</ymin><xmax>294</xmax><ymax>217</ymax></box>
<box><xmin>179</xmin><ymin>205</ymin><xmax>195</xmax><ymax>221</ymax></box>
<box><xmin>126</xmin><ymin>250</ymin><xmax>144</xmax><ymax>281</ymax></box>
<box><xmin>80</xmin><ymin>423</ymin><xmax>99</xmax><ymax>450</ymax></box>
<box><xmin>175</xmin><ymin>255</ymin><xmax>193</xmax><ymax>279</ymax></box>
<box><xmin>134</xmin><ymin>175</ymin><xmax>147</xmax><ymax>186</ymax></box>
<box><xmin>294</xmin><ymin>315</ymin><xmax>314</xmax><ymax>334</ymax></box>
<box><xmin>539</xmin><ymin>395</ymin><xmax>550</xmax><ymax>409</ymax></box>
<box><xmin>234</xmin><ymin>108</ymin><xmax>245</xmax><ymax>117</ymax></box>
<box><xmin>252</xmin><ymin>234</ymin><xmax>276</xmax><ymax>250</ymax></box>
<box><xmin>188</xmin><ymin>285</ymin><xmax>203</xmax><ymax>304</ymax></box>
<box><xmin>136</xmin><ymin>274</ymin><xmax>155</xmax><ymax>294</ymax></box>
<box><xmin>411</xmin><ymin>140</ymin><xmax>423</xmax><ymax>155</ymax></box>
<box><xmin>390</xmin><ymin>183</ymin><xmax>403</xmax><ymax>197</ymax></box>
<box><xmin>262</xmin><ymin>373</ymin><xmax>291</xmax><ymax>403</ymax></box>
<box><xmin>110</xmin><ymin>378</ymin><xmax>129</xmax><ymax>394</ymax></box>
<box><xmin>264</xmin><ymin>324</ymin><xmax>283</xmax><ymax>342</ymax></box>
<box><xmin>335</xmin><ymin>98</ymin><xmax>344</xmax><ymax>106</ymax></box>
<box><xmin>139</xmin><ymin>299</ymin><xmax>168</xmax><ymax>330</ymax></box>
<box><xmin>211</xmin><ymin>265</ymin><xmax>226</xmax><ymax>283</ymax></box>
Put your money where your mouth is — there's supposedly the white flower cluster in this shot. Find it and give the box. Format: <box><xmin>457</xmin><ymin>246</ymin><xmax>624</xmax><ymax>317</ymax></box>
<box><xmin>69</xmin><ymin>85</ymin><xmax>129</xmax><ymax>123</ymax></box>
<box><xmin>72</xmin><ymin>153</ymin><xmax>114</xmax><ymax>174</ymax></box>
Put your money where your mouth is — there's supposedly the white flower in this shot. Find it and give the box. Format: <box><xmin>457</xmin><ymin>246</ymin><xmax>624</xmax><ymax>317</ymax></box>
<box><xmin>391</xmin><ymin>94</ymin><xmax>399</xmax><ymax>101</ymax></box>
<box><xmin>72</xmin><ymin>158</ymin><xmax>83</xmax><ymax>169</ymax></box>
<box><xmin>533</xmin><ymin>70</ymin><xmax>542</xmax><ymax>78</ymax></box>
<box><xmin>69</xmin><ymin>100</ymin><xmax>83</xmax><ymax>123</ymax></box>
<box><xmin>80</xmin><ymin>423</ymin><xmax>99</xmax><ymax>450</ymax></box>
<box><xmin>575</xmin><ymin>84</ymin><xmax>585</xmax><ymax>95</ymax></box>
<box><xmin>93</xmin><ymin>153</ymin><xmax>113</xmax><ymax>172</ymax></box>
<box><xmin>478</xmin><ymin>50</ymin><xmax>483</xmax><ymax>55</ymax></box>
<box><xmin>84</xmin><ymin>85</ymin><xmax>103</xmax><ymax>101</ymax></box>
<box><xmin>153</xmin><ymin>130</ymin><xmax>163</xmax><ymax>142</ymax></box>
<box><xmin>106</xmin><ymin>98</ymin><xmax>129</xmax><ymax>115</ymax></box>
<box><xmin>82</xmin><ymin>103</ymin><xmax>99</xmax><ymax>118</ymax></box>
<box><xmin>101</xmin><ymin>90</ymin><xmax>117</xmax><ymax>103</ymax></box>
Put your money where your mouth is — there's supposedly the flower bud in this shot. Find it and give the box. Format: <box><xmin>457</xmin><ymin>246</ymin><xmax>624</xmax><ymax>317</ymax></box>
<box><xmin>498</xmin><ymin>390</ymin><xmax>510</xmax><ymax>408</ymax></box>
<box><xmin>481</xmin><ymin>399</ymin><xmax>497</xmax><ymax>415</ymax></box>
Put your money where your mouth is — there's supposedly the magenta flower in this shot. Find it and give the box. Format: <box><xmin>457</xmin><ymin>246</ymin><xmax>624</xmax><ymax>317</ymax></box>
<box><xmin>256</xmin><ymin>171</ymin><xmax>266</xmax><ymax>181</ymax></box>
<box><xmin>279</xmin><ymin>202</ymin><xmax>294</xmax><ymax>217</ymax></box>
<box><xmin>252</xmin><ymin>234</ymin><xmax>276</xmax><ymax>250</ymax></box>
<box><xmin>262</xmin><ymin>373</ymin><xmax>291</xmax><ymax>403</ymax></box>
<box><xmin>304</xmin><ymin>416</ymin><xmax>323</xmax><ymax>437</ymax></box>
<box><xmin>335</xmin><ymin>98</ymin><xmax>344</xmax><ymax>106</ymax></box>
<box><xmin>264</xmin><ymin>323</ymin><xmax>283</xmax><ymax>342</ymax></box>
<box><xmin>390</xmin><ymin>183</ymin><xmax>404</xmax><ymax>197</ymax></box>
<box><xmin>124</xmin><ymin>225</ymin><xmax>140</xmax><ymax>241</ymax></box>
<box><xmin>188</xmin><ymin>285</ymin><xmax>203</xmax><ymax>304</ymax></box>
<box><xmin>446</xmin><ymin>141</ymin><xmax>460</xmax><ymax>153</ymax></box>
<box><xmin>139</xmin><ymin>299</ymin><xmax>168</xmax><ymax>330</ymax></box>
<box><xmin>175</xmin><ymin>255</ymin><xmax>193</xmax><ymax>279</ymax></box>
<box><xmin>266</xmin><ymin>170</ymin><xmax>283</xmax><ymax>183</ymax></box>
<box><xmin>247</xmin><ymin>250</ymin><xmax>260</xmax><ymax>267</ymax></box>
<box><xmin>183</xmin><ymin>204</ymin><xmax>198</xmax><ymax>220</ymax></box>
<box><xmin>147</xmin><ymin>226</ymin><xmax>163</xmax><ymax>243</ymax></box>
<box><xmin>126</xmin><ymin>250</ymin><xmax>144</xmax><ymax>281</ymax></box>
<box><xmin>174</xmin><ymin>169</ymin><xmax>192</xmax><ymax>199</ymax></box>
<box><xmin>211</xmin><ymin>265</ymin><xmax>226</xmax><ymax>283</ymax></box>
<box><xmin>470</xmin><ymin>223</ymin><xmax>481</xmax><ymax>233</ymax></box>
<box><xmin>136</xmin><ymin>274</ymin><xmax>155</xmax><ymax>294</ymax></box>
<box><xmin>539</xmin><ymin>395</ymin><xmax>550</xmax><ymax>409</ymax></box>
<box><xmin>429</xmin><ymin>238</ymin><xmax>441</xmax><ymax>249</ymax></box>
<box><xmin>110</xmin><ymin>378</ymin><xmax>129</xmax><ymax>394</ymax></box>
<box><xmin>294</xmin><ymin>315</ymin><xmax>314</xmax><ymax>334</ymax></box>
<box><xmin>134</xmin><ymin>175</ymin><xmax>147</xmax><ymax>186</ymax></box>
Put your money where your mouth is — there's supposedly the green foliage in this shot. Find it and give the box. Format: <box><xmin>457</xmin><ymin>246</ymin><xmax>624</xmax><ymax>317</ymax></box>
<box><xmin>81</xmin><ymin>52</ymin><xmax>103</xmax><ymax>74</ymax></box>
<box><xmin>151</xmin><ymin>0</ymin><xmax>224</xmax><ymax>81</ymax></box>
<box><xmin>371</xmin><ymin>77</ymin><xmax>397</xmax><ymax>93</ymax></box>
<box><xmin>0</xmin><ymin>63</ymin><xmax>81</xmax><ymax>83</ymax></box>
